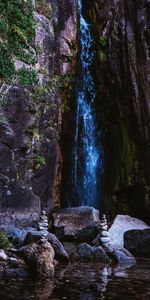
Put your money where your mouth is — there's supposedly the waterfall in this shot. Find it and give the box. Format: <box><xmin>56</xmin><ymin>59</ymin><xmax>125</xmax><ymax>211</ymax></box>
<box><xmin>68</xmin><ymin>0</ymin><xmax>102</xmax><ymax>208</ymax></box>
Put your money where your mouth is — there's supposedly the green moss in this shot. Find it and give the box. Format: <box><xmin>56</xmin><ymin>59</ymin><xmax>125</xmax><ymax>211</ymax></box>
<box><xmin>0</xmin><ymin>231</ymin><xmax>12</xmax><ymax>249</ymax></box>
<box><xmin>17</xmin><ymin>68</ymin><xmax>38</xmax><ymax>86</ymax></box>
<box><xmin>0</xmin><ymin>44</ymin><xmax>15</xmax><ymax>81</ymax></box>
<box><xmin>35</xmin><ymin>154</ymin><xmax>46</xmax><ymax>170</ymax></box>
<box><xmin>0</xmin><ymin>0</ymin><xmax>35</xmax><ymax>83</ymax></box>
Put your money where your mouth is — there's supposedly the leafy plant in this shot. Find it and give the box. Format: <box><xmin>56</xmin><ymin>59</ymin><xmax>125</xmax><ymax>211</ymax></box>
<box><xmin>0</xmin><ymin>0</ymin><xmax>35</xmax><ymax>82</ymax></box>
<box><xmin>0</xmin><ymin>44</ymin><xmax>15</xmax><ymax>81</ymax></box>
<box><xmin>35</xmin><ymin>155</ymin><xmax>46</xmax><ymax>170</ymax></box>
<box><xmin>0</xmin><ymin>115</ymin><xmax>8</xmax><ymax>124</ymax></box>
<box><xmin>17</xmin><ymin>68</ymin><xmax>38</xmax><ymax>86</ymax></box>
<box><xmin>0</xmin><ymin>231</ymin><xmax>12</xmax><ymax>249</ymax></box>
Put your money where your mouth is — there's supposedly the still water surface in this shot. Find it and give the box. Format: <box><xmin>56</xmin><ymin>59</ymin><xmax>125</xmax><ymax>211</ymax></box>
<box><xmin>0</xmin><ymin>259</ymin><xmax>150</xmax><ymax>300</ymax></box>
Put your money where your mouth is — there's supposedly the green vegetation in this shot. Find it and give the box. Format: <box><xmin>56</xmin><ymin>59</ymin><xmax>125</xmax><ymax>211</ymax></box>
<box><xmin>35</xmin><ymin>154</ymin><xmax>46</xmax><ymax>170</ymax></box>
<box><xmin>0</xmin><ymin>44</ymin><xmax>15</xmax><ymax>81</ymax></box>
<box><xmin>0</xmin><ymin>115</ymin><xmax>8</xmax><ymax>124</ymax></box>
<box><xmin>17</xmin><ymin>68</ymin><xmax>38</xmax><ymax>86</ymax></box>
<box><xmin>0</xmin><ymin>0</ymin><xmax>36</xmax><ymax>84</ymax></box>
<box><xmin>98</xmin><ymin>36</ymin><xmax>106</xmax><ymax>63</ymax></box>
<box><xmin>0</xmin><ymin>231</ymin><xmax>12</xmax><ymax>249</ymax></box>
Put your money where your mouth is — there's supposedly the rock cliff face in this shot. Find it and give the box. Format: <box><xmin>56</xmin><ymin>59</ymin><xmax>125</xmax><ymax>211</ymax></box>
<box><xmin>86</xmin><ymin>0</ymin><xmax>150</xmax><ymax>222</ymax></box>
<box><xmin>0</xmin><ymin>0</ymin><xmax>77</xmax><ymax>226</ymax></box>
<box><xmin>0</xmin><ymin>0</ymin><xmax>149</xmax><ymax>225</ymax></box>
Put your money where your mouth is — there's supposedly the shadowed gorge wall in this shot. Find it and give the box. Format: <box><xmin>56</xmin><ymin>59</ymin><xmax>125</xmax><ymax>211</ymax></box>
<box><xmin>86</xmin><ymin>0</ymin><xmax>150</xmax><ymax>222</ymax></box>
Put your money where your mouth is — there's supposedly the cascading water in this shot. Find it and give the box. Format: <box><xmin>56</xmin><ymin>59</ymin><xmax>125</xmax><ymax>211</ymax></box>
<box><xmin>67</xmin><ymin>0</ymin><xmax>103</xmax><ymax>208</ymax></box>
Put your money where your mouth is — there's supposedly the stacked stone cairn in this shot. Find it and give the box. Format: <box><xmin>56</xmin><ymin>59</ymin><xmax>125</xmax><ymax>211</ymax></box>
<box><xmin>38</xmin><ymin>211</ymin><xmax>49</xmax><ymax>231</ymax></box>
<box><xmin>99</xmin><ymin>214</ymin><xmax>110</xmax><ymax>246</ymax></box>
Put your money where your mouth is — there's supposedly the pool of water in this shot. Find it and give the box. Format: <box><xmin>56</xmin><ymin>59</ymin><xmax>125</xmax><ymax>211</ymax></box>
<box><xmin>0</xmin><ymin>259</ymin><xmax>150</xmax><ymax>300</ymax></box>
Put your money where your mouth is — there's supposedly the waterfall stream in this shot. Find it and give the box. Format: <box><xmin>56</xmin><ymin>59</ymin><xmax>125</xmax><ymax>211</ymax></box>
<box><xmin>68</xmin><ymin>0</ymin><xmax>102</xmax><ymax>208</ymax></box>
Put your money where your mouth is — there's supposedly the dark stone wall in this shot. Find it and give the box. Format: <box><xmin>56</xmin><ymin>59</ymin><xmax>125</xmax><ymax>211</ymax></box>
<box><xmin>87</xmin><ymin>0</ymin><xmax>150</xmax><ymax>222</ymax></box>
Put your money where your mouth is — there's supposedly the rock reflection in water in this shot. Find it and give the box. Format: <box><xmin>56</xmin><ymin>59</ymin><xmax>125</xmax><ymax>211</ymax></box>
<box><xmin>0</xmin><ymin>260</ymin><xmax>150</xmax><ymax>299</ymax></box>
<box><xmin>0</xmin><ymin>278</ymin><xmax>54</xmax><ymax>300</ymax></box>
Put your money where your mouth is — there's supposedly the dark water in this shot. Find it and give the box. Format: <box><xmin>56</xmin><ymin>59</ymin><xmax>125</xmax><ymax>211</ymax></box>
<box><xmin>0</xmin><ymin>259</ymin><xmax>150</xmax><ymax>300</ymax></box>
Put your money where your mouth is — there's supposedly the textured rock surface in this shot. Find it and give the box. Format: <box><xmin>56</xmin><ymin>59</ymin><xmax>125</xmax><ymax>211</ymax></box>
<box><xmin>87</xmin><ymin>0</ymin><xmax>150</xmax><ymax>221</ymax></box>
<box><xmin>18</xmin><ymin>240</ymin><xmax>55</xmax><ymax>278</ymax></box>
<box><xmin>108</xmin><ymin>215</ymin><xmax>149</xmax><ymax>248</ymax></box>
<box><xmin>53</xmin><ymin>207</ymin><xmax>100</xmax><ymax>238</ymax></box>
<box><xmin>111</xmin><ymin>248</ymin><xmax>136</xmax><ymax>266</ymax></box>
<box><xmin>124</xmin><ymin>229</ymin><xmax>150</xmax><ymax>257</ymax></box>
<box><xmin>23</xmin><ymin>229</ymin><xmax>69</xmax><ymax>262</ymax></box>
<box><xmin>74</xmin><ymin>222</ymin><xmax>102</xmax><ymax>242</ymax></box>
<box><xmin>77</xmin><ymin>243</ymin><xmax>110</xmax><ymax>263</ymax></box>
<box><xmin>0</xmin><ymin>0</ymin><xmax>77</xmax><ymax>225</ymax></box>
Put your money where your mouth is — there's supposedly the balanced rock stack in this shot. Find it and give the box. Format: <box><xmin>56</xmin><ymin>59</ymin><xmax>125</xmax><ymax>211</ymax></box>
<box><xmin>99</xmin><ymin>214</ymin><xmax>110</xmax><ymax>246</ymax></box>
<box><xmin>38</xmin><ymin>211</ymin><xmax>49</xmax><ymax>231</ymax></box>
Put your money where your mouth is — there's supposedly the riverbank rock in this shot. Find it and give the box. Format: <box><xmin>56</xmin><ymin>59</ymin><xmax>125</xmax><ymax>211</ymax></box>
<box><xmin>108</xmin><ymin>215</ymin><xmax>149</xmax><ymax>248</ymax></box>
<box><xmin>124</xmin><ymin>229</ymin><xmax>150</xmax><ymax>257</ymax></box>
<box><xmin>74</xmin><ymin>222</ymin><xmax>102</xmax><ymax>242</ymax></box>
<box><xmin>18</xmin><ymin>240</ymin><xmax>55</xmax><ymax>278</ymax></box>
<box><xmin>23</xmin><ymin>230</ymin><xmax>69</xmax><ymax>262</ymax></box>
<box><xmin>0</xmin><ymin>225</ymin><xmax>38</xmax><ymax>245</ymax></box>
<box><xmin>77</xmin><ymin>243</ymin><xmax>110</xmax><ymax>263</ymax></box>
<box><xmin>47</xmin><ymin>233</ymin><xmax>69</xmax><ymax>262</ymax></box>
<box><xmin>111</xmin><ymin>248</ymin><xmax>136</xmax><ymax>266</ymax></box>
<box><xmin>23</xmin><ymin>230</ymin><xmax>48</xmax><ymax>245</ymax></box>
<box><xmin>53</xmin><ymin>207</ymin><xmax>100</xmax><ymax>240</ymax></box>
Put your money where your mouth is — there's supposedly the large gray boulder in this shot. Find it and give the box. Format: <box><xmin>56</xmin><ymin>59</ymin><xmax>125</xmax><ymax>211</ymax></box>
<box><xmin>108</xmin><ymin>215</ymin><xmax>149</xmax><ymax>249</ymax></box>
<box><xmin>124</xmin><ymin>229</ymin><xmax>150</xmax><ymax>257</ymax></box>
<box><xmin>53</xmin><ymin>207</ymin><xmax>100</xmax><ymax>239</ymax></box>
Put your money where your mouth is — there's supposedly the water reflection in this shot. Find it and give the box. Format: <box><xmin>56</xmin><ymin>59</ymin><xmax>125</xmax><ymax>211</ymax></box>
<box><xmin>0</xmin><ymin>260</ymin><xmax>150</xmax><ymax>299</ymax></box>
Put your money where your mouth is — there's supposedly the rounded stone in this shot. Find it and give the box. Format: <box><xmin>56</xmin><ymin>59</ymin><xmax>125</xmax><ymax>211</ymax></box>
<box><xmin>100</xmin><ymin>237</ymin><xmax>110</xmax><ymax>244</ymax></box>
<box><xmin>101</xmin><ymin>225</ymin><xmax>108</xmax><ymax>231</ymax></box>
<box><xmin>101</xmin><ymin>231</ymin><xmax>109</xmax><ymax>237</ymax></box>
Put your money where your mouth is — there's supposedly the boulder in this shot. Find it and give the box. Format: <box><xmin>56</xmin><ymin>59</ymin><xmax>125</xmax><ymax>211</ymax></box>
<box><xmin>124</xmin><ymin>229</ymin><xmax>150</xmax><ymax>257</ymax></box>
<box><xmin>77</xmin><ymin>243</ymin><xmax>110</xmax><ymax>263</ymax></box>
<box><xmin>18</xmin><ymin>240</ymin><xmax>55</xmax><ymax>278</ymax></box>
<box><xmin>23</xmin><ymin>230</ymin><xmax>69</xmax><ymax>262</ymax></box>
<box><xmin>53</xmin><ymin>206</ymin><xmax>100</xmax><ymax>239</ymax></box>
<box><xmin>74</xmin><ymin>222</ymin><xmax>102</xmax><ymax>242</ymax></box>
<box><xmin>47</xmin><ymin>233</ymin><xmax>69</xmax><ymax>262</ymax></box>
<box><xmin>23</xmin><ymin>230</ymin><xmax>48</xmax><ymax>245</ymax></box>
<box><xmin>0</xmin><ymin>225</ymin><xmax>38</xmax><ymax>245</ymax></box>
<box><xmin>111</xmin><ymin>248</ymin><xmax>136</xmax><ymax>266</ymax></box>
<box><xmin>108</xmin><ymin>215</ymin><xmax>149</xmax><ymax>248</ymax></box>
